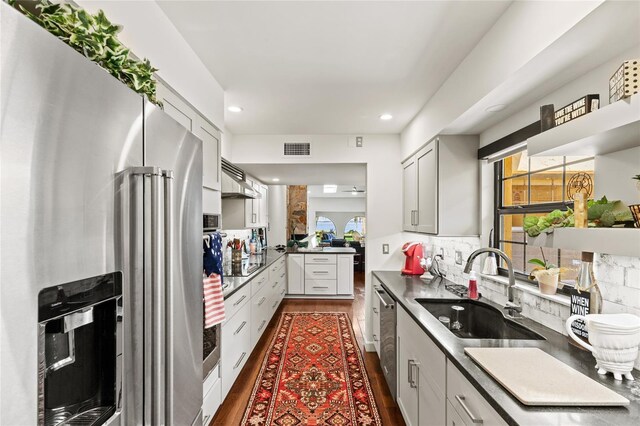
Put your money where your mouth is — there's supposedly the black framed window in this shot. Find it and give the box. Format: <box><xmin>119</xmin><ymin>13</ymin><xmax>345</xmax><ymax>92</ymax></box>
<box><xmin>494</xmin><ymin>151</ymin><xmax>595</xmax><ymax>288</ymax></box>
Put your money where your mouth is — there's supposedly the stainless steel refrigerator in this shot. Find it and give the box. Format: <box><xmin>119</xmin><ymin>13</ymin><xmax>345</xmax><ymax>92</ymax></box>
<box><xmin>1</xmin><ymin>4</ymin><xmax>203</xmax><ymax>425</ymax></box>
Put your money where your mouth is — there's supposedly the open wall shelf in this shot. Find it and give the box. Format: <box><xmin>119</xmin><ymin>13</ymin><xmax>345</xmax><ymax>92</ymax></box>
<box><xmin>528</xmin><ymin>228</ymin><xmax>640</xmax><ymax>258</ymax></box>
<box><xmin>527</xmin><ymin>94</ymin><xmax>640</xmax><ymax>157</ymax></box>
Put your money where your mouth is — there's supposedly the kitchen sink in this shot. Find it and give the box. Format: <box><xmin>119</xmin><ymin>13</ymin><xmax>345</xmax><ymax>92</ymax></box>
<box><xmin>415</xmin><ymin>299</ymin><xmax>545</xmax><ymax>340</ymax></box>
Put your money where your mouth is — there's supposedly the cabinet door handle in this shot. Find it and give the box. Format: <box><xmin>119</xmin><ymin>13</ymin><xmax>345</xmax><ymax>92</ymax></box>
<box><xmin>271</xmin><ymin>281</ymin><xmax>279</xmax><ymax>288</ymax></box>
<box><xmin>272</xmin><ymin>300</ymin><xmax>278</xmax><ymax>309</ymax></box>
<box><xmin>234</xmin><ymin>321</ymin><xmax>247</xmax><ymax>335</ymax></box>
<box><xmin>233</xmin><ymin>352</ymin><xmax>247</xmax><ymax>369</ymax></box>
<box><xmin>252</xmin><ymin>213</ymin><xmax>257</xmax><ymax>223</ymax></box>
<box><xmin>258</xmin><ymin>296</ymin><xmax>266</xmax><ymax>306</ymax></box>
<box><xmin>373</xmin><ymin>307</ymin><xmax>378</xmax><ymax>314</ymax></box>
<box><xmin>280</xmin><ymin>272</ymin><xmax>286</xmax><ymax>278</ymax></box>
<box><xmin>203</xmin><ymin>414</ymin><xmax>211</xmax><ymax>425</ymax></box>
<box><xmin>408</xmin><ymin>360</ymin><xmax>419</xmax><ymax>388</ymax></box>
<box><xmin>312</xmin><ymin>271</ymin><xmax>329</xmax><ymax>274</ymax></box>
<box><xmin>373</xmin><ymin>333</ymin><xmax>378</xmax><ymax>342</ymax></box>
<box><xmin>313</xmin><ymin>286</ymin><xmax>329</xmax><ymax>289</ymax></box>
<box><xmin>410</xmin><ymin>210</ymin><xmax>415</xmax><ymax>226</ymax></box>
<box><xmin>233</xmin><ymin>295</ymin><xmax>247</xmax><ymax>307</ymax></box>
<box><xmin>258</xmin><ymin>319</ymin><xmax>267</xmax><ymax>332</ymax></box>
<box><xmin>455</xmin><ymin>395</ymin><xmax>483</xmax><ymax>424</ymax></box>
<box><xmin>312</xmin><ymin>258</ymin><xmax>328</xmax><ymax>262</ymax></box>
<box><xmin>414</xmin><ymin>210</ymin><xmax>419</xmax><ymax>225</ymax></box>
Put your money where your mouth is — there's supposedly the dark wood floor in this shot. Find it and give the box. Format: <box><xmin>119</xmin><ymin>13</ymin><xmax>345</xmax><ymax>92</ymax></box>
<box><xmin>211</xmin><ymin>271</ymin><xmax>405</xmax><ymax>425</ymax></box>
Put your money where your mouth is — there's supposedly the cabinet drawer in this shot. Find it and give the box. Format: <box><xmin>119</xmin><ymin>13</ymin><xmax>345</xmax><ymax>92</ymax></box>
<box><xmin>305</xmin><ymin>254</ymin><xmax>337</xmax><ymax>265</ymax></box>
<box><xmin>221</xmin><ymin>301</ymin><xmax>251</xmax><ymax>397</ymax></box>
<box><xmin>223</xmin><ymin>284</ymin><xmax>250</xmax><ymax>321</ymax></box>
<box><xmin>408</xmin><ymin>311</ymin><xmax>446</xmax><ymax>395</ymax></box>
<box><xmin>447</xmin><ymin>363</ymin><xmax>507</xmax><ymax>426</ymax></box>
<box><xmin>250</xmin><ymin>271</ymin><xmax>269</xmax><ymax>296</ymax></box>
<box><xmin>202</xmin><ymin>376</ymin><xmax>221</xmax><ymax>425</ymax></box>
<box><xmin>304</xmin><ymin>264</ymin><xmax>337</xmax><ymax>280</ymax></box>
<box><xmin>270</xmin><ymin>257</ymin><xmax>286</xmax><ymax>274</ymax></box>
<box><xmin>304</xmin><ymin>279</ymin><xmax>337</xmax><ymax>295</ymax></box>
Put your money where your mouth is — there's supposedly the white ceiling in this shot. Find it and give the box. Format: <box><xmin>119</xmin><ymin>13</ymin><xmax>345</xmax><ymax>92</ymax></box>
<box><xmin>238</xmin><ymin>163</ymin><xmax>366</xmax><ymax>186</ymax></box>
<box><xmin>307</xmin><ymin>185</ymin><xmax>366</xmax><ymax>198</ymax></box>
<box><xmin>158</xmin><ymin>0</ymin><xmax>511</xmax><ymax>134</ymax></box>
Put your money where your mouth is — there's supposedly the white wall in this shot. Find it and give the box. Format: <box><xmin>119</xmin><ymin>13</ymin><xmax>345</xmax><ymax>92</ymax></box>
<box><xmin>308</xmin><ymin>197</ymin><xmax>366</xmax><ymax>237</ymax></box>
<box><xmin>233</xmin><ymin>134</ymin><xmax>406</xmax><ymax>344</ymax></box>
<box><xmin>267</xmin><ymin>185</ymin><xmax>287</xmax><ymax>246</ymax></box>
<box><xmin>76</xmin><ymin>0</ymin><xmax>226</xmax><ymax>131</ymax></box>
<box><xmin>400</xmin><ymin>0</ymin><xmax>602</xmax><ymax>160</ymax></box>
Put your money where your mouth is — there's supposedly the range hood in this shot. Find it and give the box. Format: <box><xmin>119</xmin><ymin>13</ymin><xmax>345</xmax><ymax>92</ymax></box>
<box><xmin>221</xmin><ymin>158</ymin><xmax>261</xmax><ymax>199</ymax></box>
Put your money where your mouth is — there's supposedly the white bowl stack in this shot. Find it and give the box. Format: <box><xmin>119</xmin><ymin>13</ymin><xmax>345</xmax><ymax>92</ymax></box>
<box><xmin>587</xmin><ymin>314</ymin><xmax>640</xmax><ymax>381</ymax></box>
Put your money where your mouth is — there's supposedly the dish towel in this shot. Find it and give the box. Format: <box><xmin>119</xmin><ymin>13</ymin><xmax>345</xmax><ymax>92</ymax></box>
<box><xmin>203</xmin><ymin>273</ymin><xmax>225</xmax><ymax>328</ymax></box>
<box><xmin>203</xmin><ymin>232</ymin><xmax>225</xmax><ymax>328</ymax></box>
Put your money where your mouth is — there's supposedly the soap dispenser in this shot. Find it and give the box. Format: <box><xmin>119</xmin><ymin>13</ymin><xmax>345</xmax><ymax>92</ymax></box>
<box><xmin>468</xmin><ymin>270</ymin><xmax>479</xmax><ymax>300</ymax></box>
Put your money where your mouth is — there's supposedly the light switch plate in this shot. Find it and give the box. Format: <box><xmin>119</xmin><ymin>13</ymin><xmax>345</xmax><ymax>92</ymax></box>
<box><xmin>356</xmin><ymin>136</ymin><xmax>363</xmax><ymax>147</ymax></box>
<box><xmin>455</xmin><ymin>250</ymin><xmax>463</xmax><ymax>265</ymax></box>
<box><xmin>382</xmin><ymin>244</ymin><xmax>389</xmax><ymax>254</ymax></box>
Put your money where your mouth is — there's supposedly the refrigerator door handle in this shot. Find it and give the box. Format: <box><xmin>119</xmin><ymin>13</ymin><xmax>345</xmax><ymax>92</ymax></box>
<box><xmin>163</xmin><ymin>169</ymin><xmax>175</xmax><ymax>424</ymax></box>
<box><xmin>150</xmin><ymin>169</ymin><xmax>166</xmax><ymax>426</ymax></box>
<box><xmin>130</xmin><ymin>166</ymin><xmax>165</xmax><ymax>426</ymax></box>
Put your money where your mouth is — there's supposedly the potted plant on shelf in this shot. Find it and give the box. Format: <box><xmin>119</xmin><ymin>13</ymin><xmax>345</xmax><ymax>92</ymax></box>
<box><xmin>528</xmin><ymin>249</ymin><xmax>561</xmax><ymax>295</ymax></box>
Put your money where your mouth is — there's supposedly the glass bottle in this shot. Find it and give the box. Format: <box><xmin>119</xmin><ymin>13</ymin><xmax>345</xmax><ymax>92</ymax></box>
<box><xmin>576</xmin><ymin>251</ymin><xmax>602</xmax><ymax>315</ymax></box>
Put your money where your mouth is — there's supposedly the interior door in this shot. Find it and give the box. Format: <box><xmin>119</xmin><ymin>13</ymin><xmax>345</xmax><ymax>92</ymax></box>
<box><xmin>416</xmin><ymin>140</ymin><xmax>438</xmax><ymax>234</ymax></box>
<box><xmin>402</xmin><ymin>158</ymin><xmax>417</xmax><ymax>231</ymax></box>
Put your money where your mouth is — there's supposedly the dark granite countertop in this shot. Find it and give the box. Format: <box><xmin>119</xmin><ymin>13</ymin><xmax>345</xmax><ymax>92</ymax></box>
<box><xmin>372</xmin><ymin>270</ymin><xmax>640</xmax><ymax>426</ymax></box>
<box><xmin>222</xmin><ymin>249</ymin><xmax>287</xmax><ymax>300</ymax></box>
<box><xmin>286</xmin><ymin>247</ymin><xmax>356</xmax><ymax>254</ymax></box>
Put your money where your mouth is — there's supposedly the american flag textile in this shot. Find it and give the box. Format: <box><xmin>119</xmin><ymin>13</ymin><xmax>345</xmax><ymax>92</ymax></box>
<box><xmin>203</xmin><ymin>273</ymin><xmax>225</xmax><ymax>328</ymax></box>
<box><xmin>203</xmin><ymin>232</ymin><xmax>225</xmax><ymax>327</ymax></box>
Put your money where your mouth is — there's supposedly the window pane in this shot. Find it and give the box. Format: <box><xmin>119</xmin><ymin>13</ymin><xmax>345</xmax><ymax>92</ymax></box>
<box><xmin>565</xmin><ymin>160</ymin><xmax>595</xmax><ymax>202</ymax></box>
<box><xmin>529</xmin><ymin>156</ymin><xmax>563</xmax><ymax>172</ymax></box>
<box><xmin>502</xmin><ymin>176</ymin><xmax>528</xmax><ymax>206</ymax></box>
<box><xmin>529</xmin><ymin>167</ymin><xmax>563</xmax><ymax>204</ymax></box>
<box><xmin>500</xmin><ymin>242</ymin><xmax>526</xmax><ymax>274</ymax></box>
<box><xmin>500</xmin><ymin>214</ymin><xmax>525</xmax><ymax>243</ymax></box>
<box><xmin>344</xmin><ymin>216</ymin><xmax>365</xmax><ymax>241</ymax></box>
<box><xmin>504</xmin><ymin>151</ymin><xmax>529</xmax><ymax>178</ymax></box>
<box><xmin>315</xmin><ymin>216</ymin><xmax>335</xmax><ymax>233</ymax></box>
<box><xmin>559</xmin><ymin>249</ymin><xmax>582</xmax><ymax>283</ymax></box>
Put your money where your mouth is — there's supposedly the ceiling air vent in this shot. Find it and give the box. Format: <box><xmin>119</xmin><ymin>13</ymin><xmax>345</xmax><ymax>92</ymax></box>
<box><xmin>284</xmin><ymin>142</ymin><xmax>311</xmax><ymax>156</ymax></box>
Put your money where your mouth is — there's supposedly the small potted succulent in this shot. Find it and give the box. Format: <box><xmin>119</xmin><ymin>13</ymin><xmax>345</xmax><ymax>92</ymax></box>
<box><xmin>528</xmin><ymin>249</ymin><xmax>561</xmax><ymax>295</ymax></box>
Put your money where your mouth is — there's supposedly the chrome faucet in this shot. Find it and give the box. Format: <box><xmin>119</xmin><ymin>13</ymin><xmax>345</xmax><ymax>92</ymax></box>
<box><xmin>463</xmin><ymin>248</ymin><xmax>522</xmax><ymax>316</ymax></box>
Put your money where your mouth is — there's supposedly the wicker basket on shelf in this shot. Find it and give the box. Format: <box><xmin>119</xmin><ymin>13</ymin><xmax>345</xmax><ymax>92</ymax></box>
<box><xmin>630</xmin><ymin>204</ymin><xmax>640</xmax><ymax>228</ymax></box>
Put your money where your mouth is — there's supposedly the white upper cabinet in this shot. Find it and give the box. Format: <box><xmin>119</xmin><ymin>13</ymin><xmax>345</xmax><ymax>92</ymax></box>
<box><xmin>194</xmin><ymin>120</ymin><xmax>221</xmax><ymax>192</ymax></box>
<box><xmin>156</xmin><ymin>80</ymin><xmax>222</xmax><ymax>214</ymax></box>
<box><xmin>402</xmin><ymin>135</ymin><xmax>479</xmax><ymax>236</ymax></box>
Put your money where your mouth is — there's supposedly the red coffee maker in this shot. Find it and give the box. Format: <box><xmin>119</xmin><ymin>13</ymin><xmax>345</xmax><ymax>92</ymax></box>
<box><xmin>402</xmin><ymin>242</ymin><xmax>425</xmax><ymax>275</ymax></box>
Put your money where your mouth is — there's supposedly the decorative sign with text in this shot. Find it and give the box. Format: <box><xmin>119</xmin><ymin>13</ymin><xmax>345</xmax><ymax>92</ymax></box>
<box><xmin>569</xmin><ymin>287</ymin><xmax>591</xmax><ymax>342</ymax></box>
<box><xmin>554</xmin><ymin>94</ymin><xmax>599</xmax><ymax>126</ymax></box>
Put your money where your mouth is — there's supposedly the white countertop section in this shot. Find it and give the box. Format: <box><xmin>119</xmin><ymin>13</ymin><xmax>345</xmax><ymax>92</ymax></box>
<box><xmin>296</xmin><ymin>247</ymin><xmax>356</xmax><ymax>253</ymax></box>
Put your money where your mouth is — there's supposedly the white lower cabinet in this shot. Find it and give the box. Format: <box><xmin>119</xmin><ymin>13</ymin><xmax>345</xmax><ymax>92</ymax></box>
<box><xmin>397</xmin><ymin>305</ymin><xmax>446</xmax><ymax>426</ymax></box>
<box><xmin>220</xmin><ymin>256</ymin><xmax>287</xmax><ymax>405</ymax></box>
<box><xmin>202</xmin><ymin>366</ymin><xmax>221</xmax><ymax>426</ymax></box>
<box><xmin>447</xmin><ymin>363</ymin><xmax>507</xmax><ymax>426</ymax></box>
<box><xmin>287</xmin><ymin>254</ymin><xmax>305</xmax><ymax>294</ymax></box>
<box><xmin>221</xmin><ymin>300</ymin><xmax>251</xmax><ymax>398</ymax></box>
<box><xmin>397</xmin><ymin>304</ymin><xmax>506</xmax><ymax>426</ymax></box>
<box><xmin>287</xmin><ymin>253</ymin><xmax>354</xmax><ymax>297</ymax></box>
<box><xmin>372</xmin><ymin>296</ymin><xmax>380</xmax><ymax>355</ymax></box>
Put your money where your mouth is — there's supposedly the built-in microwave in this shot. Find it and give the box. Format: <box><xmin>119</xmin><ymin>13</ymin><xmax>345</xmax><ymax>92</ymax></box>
<box><xmin>203</xmin><ymin>214</ymin><xmax>221</xmax><ymax>232</ymax></box>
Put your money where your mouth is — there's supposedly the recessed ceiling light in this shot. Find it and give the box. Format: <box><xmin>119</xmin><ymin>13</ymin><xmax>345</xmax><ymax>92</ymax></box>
<box><xmin>272</xmin><ymin>178</ymin><xmax>280</xmax><ymax>182</ymax></box>
<box><xmin>227</xmin><ymin>106</ymin><xmax>243</xmax><ymax>113</ymax></box>
<box><xmin>485</xmin><ymin>104</ymin><xmax>506</xmax><ymax>113</ymax></box>
<box><xmin>323</xmin><ymin>184</ymin><xmax>337</xmax><ymax>194</ymax></box>
<box><xmin>380</xmin><ymin>113</ymin><xmax>393</xmax><ymax>120</ymax></box>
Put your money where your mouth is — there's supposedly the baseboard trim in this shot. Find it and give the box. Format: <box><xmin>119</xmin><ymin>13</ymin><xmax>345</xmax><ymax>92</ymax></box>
<box><xmin>364</xmin><ymin>340</ymin><xmax>376</xmax><ymax>352</ymax></box>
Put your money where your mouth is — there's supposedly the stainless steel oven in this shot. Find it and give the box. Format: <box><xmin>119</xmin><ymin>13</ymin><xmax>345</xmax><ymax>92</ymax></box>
<box><xmin>203</xmin><ymin>309</ymin><xmax>221</xmax><ymax>379</ymax></box>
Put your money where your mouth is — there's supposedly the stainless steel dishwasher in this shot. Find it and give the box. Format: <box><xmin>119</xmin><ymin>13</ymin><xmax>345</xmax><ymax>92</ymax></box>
<box><xmin>375</xmin><ymin>285</ymin><xmax>397</xmax><ymax>400</ymax></box>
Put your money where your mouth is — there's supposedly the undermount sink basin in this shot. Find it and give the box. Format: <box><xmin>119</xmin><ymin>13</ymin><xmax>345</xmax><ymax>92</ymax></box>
<box><xmin>415</xmin><ymin>299</ymin><xmax>545</xmax><ymax>340</ymax></box>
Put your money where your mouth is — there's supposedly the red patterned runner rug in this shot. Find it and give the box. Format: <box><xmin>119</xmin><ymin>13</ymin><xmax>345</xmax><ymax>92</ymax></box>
<box><xmin>242</xmin><ymin>312</ymin><xmax>382</xmax><ymax>425</ymax></box>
